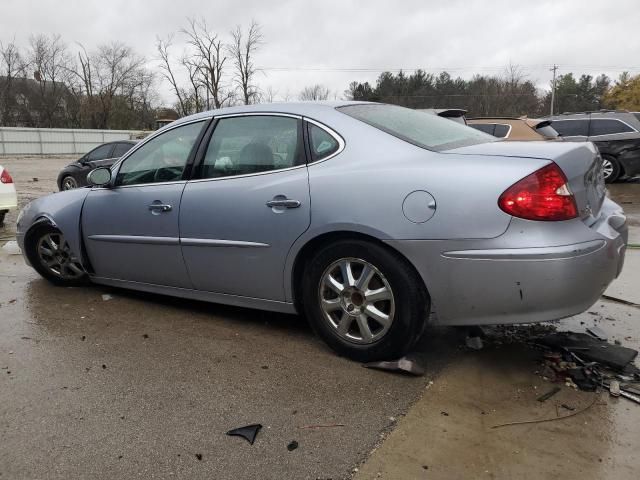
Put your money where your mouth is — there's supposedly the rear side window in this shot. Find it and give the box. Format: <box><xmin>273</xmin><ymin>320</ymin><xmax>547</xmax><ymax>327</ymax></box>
<box><xmin>201</xmin><ymin>116</ymin><xmax>303</xmax><ymax>179</ymax></box>
<box><xmin>589</xmin><ymin>119</ymin><xmax>635</xmax><ymax>136</ymax></box>
<box><xmin>112</xmin><ymin>142</ymin><xmax>134</xmax><ymax>157</ymax></box>
<box><xmin>308</xmin><ymin>123</ymin><xmax>340</xmax><ymax>161</ymax></box>
<box><xmin>86</xmin><ymin>144</ymin><xmax>113</xmax><ymax>161</ymax></box>
<box><xmin>469</xmin><ymin>124</ymin><xmax>495</xmax><ymax>135</ymax></box>
<box><xmin>338</xmin><ymin>104</ymin><xmax>493</xmax><ymax>151</ymax></box>
<box><xmin>493</xmin><ymin>124</ymin><xmax>511</xmax><ymax>138</ymax></box>
<box><xmin>550</xmin><ymin>119</ymin><xmax>589</xmax><ymax>137</ymax></box>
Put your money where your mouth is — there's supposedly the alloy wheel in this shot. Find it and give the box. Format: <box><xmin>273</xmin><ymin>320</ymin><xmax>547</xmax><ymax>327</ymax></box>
<box><xmin>36</xmin><ymin>232</ymin><xmax>85</xmax><ymax>279</ymax></box>
<box><xmin>318</xmin><ymin>257</ymin><xmax>395</xmax><ymax>344</ymax></box>
<box><xmin>62</xmin><ymin>176</ymin><xmax>78</xmax><ymax>190</ymax></box>
<box><xmin>601</xmin><ymin>158</ymin><xmax>614</xmax><ymax>180</ymax></box>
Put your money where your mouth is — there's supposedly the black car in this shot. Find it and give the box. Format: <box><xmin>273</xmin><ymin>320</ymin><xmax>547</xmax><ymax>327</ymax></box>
<box><xmin>545</xmin><ymin>110</ymin><xmax>640</xmax><ymax>183</ymax></box>
<box><xmin>57</xmin><ymin>140</ymin><xmax>137</xmax><ymax>190</ymax></box>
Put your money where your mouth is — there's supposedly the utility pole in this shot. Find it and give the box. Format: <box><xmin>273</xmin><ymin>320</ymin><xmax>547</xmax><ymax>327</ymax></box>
<box><xmin>550</xmin><ymin>64</ymin><xmax>558</xmax><ymax>116</ymax></box>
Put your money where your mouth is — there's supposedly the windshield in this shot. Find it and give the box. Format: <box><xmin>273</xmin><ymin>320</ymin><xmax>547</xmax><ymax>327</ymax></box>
<box><xmin>338</xmin><ymin>104</ymin><xmax>494</xmax><ymax>151</ymax></box>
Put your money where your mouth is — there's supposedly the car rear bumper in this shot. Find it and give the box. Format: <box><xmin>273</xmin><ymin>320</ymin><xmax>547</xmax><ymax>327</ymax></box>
<box><xmin>0</xmin><ymin>186</ymin><xmax>18</xmax><ymax>211</ymax></box>
<box><xmin>387</xmin><ymin>198</ymin><xmax>627</xmax><ymax>326</ymax></box>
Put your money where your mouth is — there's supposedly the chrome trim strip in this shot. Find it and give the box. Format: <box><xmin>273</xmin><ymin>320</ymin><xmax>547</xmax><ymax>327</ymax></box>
<box><xmin>87</xmin><ymin>235</ymin><xmax>179</xmax><ymax>245</ymax></box>
<box><xmin>181</xmin><ymin>238</ymin><xmax>270</xmax><ymax>248</ymax></box>
<box><xmin>187</xmin><ymin>164</ymin><xmax>307</xmax><ymax>184</ymax></box>
<box><xmin>442</xmin><ymin>240</ymin><xmax>605</xmax><ymax>261</ymax></box>
<box><xmin>213</xmin><ymin>112</ymin><xmax>302</xmax><ymax>120</ymax></box>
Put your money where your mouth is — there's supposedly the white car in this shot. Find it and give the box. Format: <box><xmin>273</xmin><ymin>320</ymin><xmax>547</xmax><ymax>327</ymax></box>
<box><xmin>0</xmin><ymin>165</ymin><xmax>17</xmax><ymax>225</ymax></box>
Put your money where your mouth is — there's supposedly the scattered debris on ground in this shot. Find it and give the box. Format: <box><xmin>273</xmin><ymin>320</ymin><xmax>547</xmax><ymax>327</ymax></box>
<box><xmin>363</xmin><ymin>357</ymin><xmax>425</xmax><ymax>376</ymax></box>
<box><xmin>536</xmin><ymin>386</ymin><xmax>561</xmax><ymax>402</ymax></box>
<box><xmin>226</xmin><ymin>424</ymin><xmax>262</xmax><ymax>445</ymax></box>
<box><xmin>2</xmin><ymin>241</ymin><xmax>21</xmax><ymax>255</ymax></box>
<box><xmin>299</xmin><ymin>423</ymin><xmax>345</xmax><ymax>430</ymax></box>
<box><xmin>101</xmin><ymin>294</ymin><xmax>113</xmax><ymax>301</ymax></box>
<box><xmin>287</xmin><ymin>441</ymin><xmax>299</xmax><ymax>451</ymax></box>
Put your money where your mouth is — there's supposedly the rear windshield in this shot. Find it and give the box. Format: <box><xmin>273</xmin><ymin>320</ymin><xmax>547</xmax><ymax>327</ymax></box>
<box><xmin>338</xmin><ymin>104</ymin><xmax>494</xmax><ymax>151</ymax></box>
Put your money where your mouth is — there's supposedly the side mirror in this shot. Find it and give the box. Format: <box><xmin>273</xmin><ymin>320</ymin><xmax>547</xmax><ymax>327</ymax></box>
<box><xmin>87</xmin><ymin>167</ymin><xmax>112</xmax><ymax>187</ymax></box>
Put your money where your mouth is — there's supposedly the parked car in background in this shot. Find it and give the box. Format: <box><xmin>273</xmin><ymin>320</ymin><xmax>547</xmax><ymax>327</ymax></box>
<box><xmin>468</xmin><ymin>117</ymin><xmax>560</xmax><ymax>140</ymax></box>
<box><xmin>0</xmin><ymin>165</ymin><xmax>18</xmax><ymax>226</ymax></box>
<box><xmin>17</xmin><ymin>102</ymin><xmax>627</xmax><ymax>361</ymax></box>
<box><xmin>419</xmin><ymin>108</ymin><xmax>467</xmax><ymax>124</ymax></box>
<box><xmin>545</xmin><ymin>110</ymin><xmax>640</xmax><ymax>183</ymax></box>
<box><xmin>56</xmin><ymin>140</ymin><xmax>137</xmax><ymax>190</ymax></box>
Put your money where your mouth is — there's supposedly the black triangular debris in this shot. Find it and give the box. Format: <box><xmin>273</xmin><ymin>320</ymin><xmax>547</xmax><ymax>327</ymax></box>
<box><xmin>226</xmin><ymin>424</ymin><xmax>262</xmax><ymax>445</ymax></box>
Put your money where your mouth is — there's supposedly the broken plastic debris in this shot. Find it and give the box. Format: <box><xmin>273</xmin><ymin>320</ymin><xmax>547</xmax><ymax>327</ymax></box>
<box><xmin>586</xmin><ymin>326</ymin><xmax>608</xmax><ymax>341</ymax></box>
<box><xmin>101</xmin><ymin>294</ymin><xmax>113</xmax><ymax>301</ymax></box>
<box><xmin>226</xmin><ymin>424</ymin><xmax>262</xmax><ymax>445</ymax></box>
<box><xmin>287</xmin><ymin>440</ymin><xmax>298</xmax><ymax>451</ymax></box>
<box><xmin>2</xmin><ymin>241</ymin><xmax>21</xmax><ymax>255</ymax></box>
<box><xmin>363</xmin><ymin>357</ymin><xmax>425</xmax><ymax>376</ymax></box>
<box><xmin>609</xmin><ymin>380</ymin><xmax>621</xmax><ymax>397</ymax></box>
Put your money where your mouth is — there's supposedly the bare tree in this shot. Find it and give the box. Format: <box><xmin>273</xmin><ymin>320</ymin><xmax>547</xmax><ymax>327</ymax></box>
<box><xmin>263</xmin><ymin>85</ymin><xmax>278</xmax><ymax>103</ymax></box>
<box><xmin>156</xmin><ymin>35</ymin><xmax>190</xmax><ymax>117</ymax></box>
<box><xmin>28</xmin><ymin>34</ymin><xmax>73</xmax><ymax>127</ymax></box>
<box><xmin>229</xmin><ymin>21</ymin><xmax>262</xmax><ymax>105</ymax></box>
<box><xmin>299</xmin><ymin>84</ymin><xmax>330</xmax><ymax>101</ymax></box>
<box><xmin>69</xmin><ymin>41</ymin><xmax>149</xmax><ymax>128</ymax></box>
<box><xmin>0</xmin><ymin>39</ymin><xmax>27</xmax><ymax>125</ymax></box>
<box><xmin>182</xmin><ymin>17</ymin><xmax>233</xmax><ymax>109</ymax></box>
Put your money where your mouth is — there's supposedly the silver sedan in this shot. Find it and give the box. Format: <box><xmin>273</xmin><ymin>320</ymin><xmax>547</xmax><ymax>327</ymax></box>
<box><xmin>16</xmin><ymin>102</ymin><xmax>628</xmax><ymax>361</ymax></box>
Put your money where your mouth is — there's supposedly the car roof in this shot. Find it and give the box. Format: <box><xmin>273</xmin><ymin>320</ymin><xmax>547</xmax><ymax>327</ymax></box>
<box><xmin>171</xmin><ymin>101</ymin><xmax>372</xmax><ymax>126</ymax></box>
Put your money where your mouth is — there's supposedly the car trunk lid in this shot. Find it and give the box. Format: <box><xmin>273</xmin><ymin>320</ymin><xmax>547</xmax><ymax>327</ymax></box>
<box><xmin>444</xmin><ymin>141</ymin><xmax>606</xmax><ymax>222</ymax></box>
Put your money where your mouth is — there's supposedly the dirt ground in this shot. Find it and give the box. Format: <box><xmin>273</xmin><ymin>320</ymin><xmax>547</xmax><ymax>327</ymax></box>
<box><xmin>1</xmin><ymin>157</ymin><xmax>639</xmax><ymax>479</ymax></box>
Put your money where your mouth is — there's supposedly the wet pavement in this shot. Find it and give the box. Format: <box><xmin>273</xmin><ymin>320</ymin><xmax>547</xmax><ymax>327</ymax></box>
<box><xmin>1</xmin><ymin>157</ymin><xmax>639</xmax><ymax>479</ymax></box>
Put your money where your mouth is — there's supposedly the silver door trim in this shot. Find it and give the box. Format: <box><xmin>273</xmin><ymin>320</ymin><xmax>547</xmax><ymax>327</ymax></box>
<box><xmin>180</xmin><ymin>238</ymin><xmax>270</xmax><ymax>248</ymax></box>
<box><xmin>87</xmin><ymin>234</ymin><xmax>179</xmax><ymax>245</ymax></box>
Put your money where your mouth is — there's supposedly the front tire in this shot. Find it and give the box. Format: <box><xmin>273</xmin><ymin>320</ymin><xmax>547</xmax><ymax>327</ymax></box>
<box><xmin>25</xmin><ymin>223</ymin><xmax>88</xmax><ymax>286</ymax></box>
<box><xmin>602</xmin><ymin>155</ymin><xmax>621</xmax><ymax>183</ymax></box>
<box><xmin>302</xmin><ymin>240</ymin><xmax>428</xmax><ymax>362</ymax></box>
<box><xmin>61</xmin><ymin>175</ymin><xmax>78</xmax><ymax>190</ymax></box>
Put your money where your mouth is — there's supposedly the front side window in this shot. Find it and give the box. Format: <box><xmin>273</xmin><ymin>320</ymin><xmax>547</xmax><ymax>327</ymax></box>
<box><xmin>200</xmin><ymin>116</ymin><xmax>302</xmax><ymax>179</ymax></box>
<box><xmin>308</xmin><ymin>123</ymin><xmax>340</xmax><ymax>161</ymax></box>
<box><xmin>86</xmin><ymin>144</ymin><xmax>113</xmax><ymax>161</ymax></box>
<box><xmin>115</xmin><ymin>121</ymin><xmax>205</xmax><ymax>186</ymax></box>
<box><xmin>551</xmin><ymin>119</ymin><xmax>589</xmax><ymax>137</ymax></box>
<box><xmin>338</xmin><ymin>104</ymin><xmax>493</xmax><ymax>151</ymax></box>
<box><xmin>589</xmin><ymin>119</ymin><xmax>635</xmax><ymax>136</ymax></box>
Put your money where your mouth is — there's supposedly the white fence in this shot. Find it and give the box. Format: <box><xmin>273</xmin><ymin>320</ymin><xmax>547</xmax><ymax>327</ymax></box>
<box><xmin>0</xmin><ymin>127</ymin><xmax>146</xmax><ymax>156</ymax></box>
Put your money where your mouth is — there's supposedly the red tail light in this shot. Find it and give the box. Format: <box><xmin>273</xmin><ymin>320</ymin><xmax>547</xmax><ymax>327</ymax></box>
<box><xmin>0</xmin><ymin>169</ymin><xmax>13</xmax><ymax>184</ymax></box>
<box><xmin>498</xmin><ymin>163</ymin><xmax>578</xmax><ymax>221</ymax></box>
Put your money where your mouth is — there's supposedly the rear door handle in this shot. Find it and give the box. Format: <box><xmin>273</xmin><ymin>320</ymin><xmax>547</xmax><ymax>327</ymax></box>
<box><xmin>266</xmin><ymin>199</ymin><xmax>301</xmax><ymax>209</ymax></box>
<box><xmin>148</xmin><ymin>203</ymin><xmax>172</xmax><ymax>212</ymax></box>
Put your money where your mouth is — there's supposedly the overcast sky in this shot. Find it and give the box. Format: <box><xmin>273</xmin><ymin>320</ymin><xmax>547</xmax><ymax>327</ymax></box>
<box><xmin>2</xmin><ymin>0</ymin><xmax>639</xmax><ymax>105</ymax></box>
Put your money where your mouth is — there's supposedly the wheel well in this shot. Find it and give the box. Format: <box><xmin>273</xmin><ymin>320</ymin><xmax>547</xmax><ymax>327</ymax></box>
<box><xmin>291</xmin><ymin>231</ymin><xmax>428</xmax><ymax>311</ymax></box>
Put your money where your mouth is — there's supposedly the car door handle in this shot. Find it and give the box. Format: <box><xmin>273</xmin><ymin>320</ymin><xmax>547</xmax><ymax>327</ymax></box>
<box><xmin>265</xmin><ymin>199</ymin><xmax>301</xmax><ymax>209</ymax></box>
<box><xmin>148</xmin><ymin>203</ymin><xmax>172</xmax><ymax>212</ymax></box>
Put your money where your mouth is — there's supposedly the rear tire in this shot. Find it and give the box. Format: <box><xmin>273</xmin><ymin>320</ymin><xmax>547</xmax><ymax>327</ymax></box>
<box><xmin>25</xmin><ymin>223</ymin><xmax>88</xmax><ymax>286</ymax></box>
<box><xmin>602</xmin><ymin>155</ymin><xmax>621</xmax><ymax>183</ymax></box>
<box><xmin>302</xmin><ymin>239</ymin><xmax>429</xmax><ymax>362</ymax></box>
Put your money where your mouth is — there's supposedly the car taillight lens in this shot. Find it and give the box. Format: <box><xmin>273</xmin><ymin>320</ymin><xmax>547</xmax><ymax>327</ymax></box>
<box><xmin>498</xmin><ymin>163</ymin><xmax>578</xmax><ymax>221</ymax></box>
<box><xmin>0</xmin><ymin>169</ymin><xmax>13</xmax><ymax>184</ymax></box>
